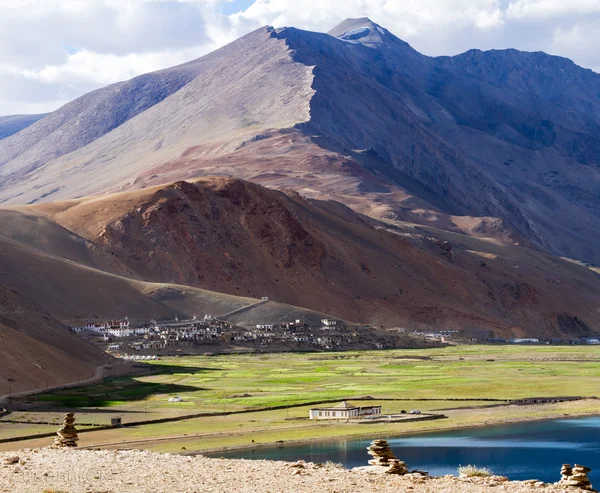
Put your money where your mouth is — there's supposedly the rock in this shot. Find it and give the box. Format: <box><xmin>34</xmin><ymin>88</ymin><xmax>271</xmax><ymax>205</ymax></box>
<box><xmin>53</xmin><ymin>412</ymin><xmax>79</xmax><ymax>448</ymax></box>
<box><xmin>386</xmin><ymin>460</ymin><xmax>409</xmax><ymax>475</ymax></box>
<box><xmin>4</xmin><ymin>456</ymin><xmax>19</xmax><ymax>465</ymax></box>
<box><xmin>558</xmin><ymin>463</ymin><xmax>595</xmax><ymax>490</ymax></box>
<box><xmin>363</xmin><ymin>439</ymin><xmax>416</xmax><ymax>476</ymax></box>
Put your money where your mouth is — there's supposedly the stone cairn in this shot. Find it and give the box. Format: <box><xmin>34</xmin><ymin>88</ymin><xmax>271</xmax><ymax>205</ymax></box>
<box><xmin>53</xmin><ymin>412</ymin><xmax>79</xmax><ymax>448</ymax></box>
<box><xmin>559</xmin><ymin>464</ymin><xmax>595</xmax><ymax>491</ymax></box>
<box><xmin>366</xmin><ymin>439</ymin><xmax>409</xmax><ymax>475</ymax></box>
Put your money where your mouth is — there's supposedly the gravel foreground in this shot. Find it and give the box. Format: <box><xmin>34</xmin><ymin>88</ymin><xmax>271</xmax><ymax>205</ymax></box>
<box><xmin>0</xmin><ymin>448</ymin><xmax>587</xmax><ymax>493</ymax></box>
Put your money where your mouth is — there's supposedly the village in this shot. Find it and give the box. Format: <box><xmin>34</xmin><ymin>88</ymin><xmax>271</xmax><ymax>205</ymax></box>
<box><xmin>70</xmin><ymin>316</ymin><xmax>425</xmax><ymax>356</ymax></box>
<box><xmin>70</xmin><ymin>317</ymin><xmax>600</xmax><ymax>358</ymax></box>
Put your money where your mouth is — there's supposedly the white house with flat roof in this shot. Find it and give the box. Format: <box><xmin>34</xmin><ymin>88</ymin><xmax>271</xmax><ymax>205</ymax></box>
<box><xmin>308</xmin><ymin>401</ymin><xmax>382</xmax><ymax>420</ymax></box>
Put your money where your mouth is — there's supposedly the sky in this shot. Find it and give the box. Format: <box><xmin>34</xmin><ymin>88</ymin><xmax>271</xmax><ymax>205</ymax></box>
<box><xmin>1</xmin><ymin>0</ymin><xmax>600</xmax><ymax>115</ymax></box>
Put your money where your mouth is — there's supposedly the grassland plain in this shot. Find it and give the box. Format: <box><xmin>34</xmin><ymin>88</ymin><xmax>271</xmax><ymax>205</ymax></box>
<box><xmin>1</xmin><ymin>346</ymin><xmax>599</xmax><ymax>453</ymax></box>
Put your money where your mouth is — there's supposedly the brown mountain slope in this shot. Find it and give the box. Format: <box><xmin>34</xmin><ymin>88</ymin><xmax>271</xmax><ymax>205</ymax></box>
<box><xmin>0</xmin><ymin>287</ymin><xmax>105</xmax><ymax>395</ymax></box>
<box><xmin>1</xmin><ymin>174</ymin><xmax>599</xmax><ymax>395</ymax></box>
<box><xmin>0</xmin><ymin>230</ymin><xmax>322</xmax><ymax>325</ymax></box>
<box><xmin>0</xmin><ymin>203</ymin><xmax>336</xmax><ymax>393</ymax></box>
<box><xmin>29</xmin><ymin>177</ymin><xmax>600</xmax><ymax>337</ymax></box>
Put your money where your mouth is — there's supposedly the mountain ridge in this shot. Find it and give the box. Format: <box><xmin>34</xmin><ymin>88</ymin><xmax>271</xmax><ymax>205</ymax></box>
<box><xmin>0</xmin><ymin>18</ymin><xmax>600</xmax><ymax>267</ymax></box>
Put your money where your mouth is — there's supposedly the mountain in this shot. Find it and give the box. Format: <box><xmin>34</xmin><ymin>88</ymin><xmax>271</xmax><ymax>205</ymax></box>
<box><xmin>0</xmin><ymin>114</ymin><xmax>46</xmax><ymax>140</ymax></box>
<box><xmin>0</xmin><ymin>189</ymin><xmax>336</xmax><ymax>392</ymax></box>
<box><xmin>6</xmin><ymin>176</ymin><xmax>598</xmax><ymax>337</ymax></box>
<box><xmin>1</xmin><ymin>174</ymin><xmax>600</xmax><ymax>394</ymax></box>
<box><xmin>1</xmin><ymin>18</ymin><xmax>600</xmax><ymax>380</ymax></box>
<box><xmin>1</xmin><ymin>19</ymin><xmax>599</xmax><ymax>267</ymax></box>
<box><xmin>0</xmin><ymin>19</ymin><xmax>600</xmax><ymax>263</ymax></box>
<box><xmin>0</xmin><ymin>215</ymin><xmax>325</xmax><ymax>326</ymax></box>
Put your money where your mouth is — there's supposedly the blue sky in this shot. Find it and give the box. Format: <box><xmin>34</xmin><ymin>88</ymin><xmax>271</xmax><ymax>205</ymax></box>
<box><xmin>221</xmin><ymin>0</ymin><xmax>254</xmax><ymax>15</ymax></box>
<box><xmin>0</xmin><ymin>0</ymin><xmax>599</xmax><ymax>115</ymax></box>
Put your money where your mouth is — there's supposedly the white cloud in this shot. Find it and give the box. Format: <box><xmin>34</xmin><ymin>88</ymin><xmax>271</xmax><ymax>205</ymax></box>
<box><xmin>0</xmin><ymin>0</ymin><xmax>600</xmax><ymax>115</ymax></box>
<box><xmin>231</xmin><ymin>0</ymin><xmax>506</xmax><ymax>37</ymax></box>
<box><xmin>507</xmin><ymin>0</ymin><xmax>600</xmax><ymax>19</ymax></box>
<box><xmin>21</xmin><ymin>47</ymin><xmax>208</xmax><ymax>85</ymax></box>
<box><xmin>551</xmin><ymin>21</ymin><xmax>600</xmax><ymax>72</ymax></box>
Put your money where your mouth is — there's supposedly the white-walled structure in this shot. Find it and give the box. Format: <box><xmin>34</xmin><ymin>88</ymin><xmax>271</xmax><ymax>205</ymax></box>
<box><xmin>309</xmin><ymin>401</ymin><xmax>382</xmax><ymax>420</ymax></box>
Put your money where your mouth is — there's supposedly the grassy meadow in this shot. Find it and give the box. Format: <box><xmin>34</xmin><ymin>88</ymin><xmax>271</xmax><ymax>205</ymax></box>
<box><xmin>1</xmin><ymin>345</ymin><xmax>599</xmax><ymax>452</ymax></box>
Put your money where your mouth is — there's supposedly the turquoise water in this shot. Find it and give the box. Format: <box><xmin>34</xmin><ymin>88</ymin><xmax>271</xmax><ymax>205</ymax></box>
<box><xmin>211</xmin><ymin>417</ymin><xmax>600</xmax><ymax>482</ymax></box>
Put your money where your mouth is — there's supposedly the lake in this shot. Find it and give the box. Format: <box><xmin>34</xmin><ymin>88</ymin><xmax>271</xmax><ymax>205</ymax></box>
<box><xmin>211</xmin><ymin>416</ymin><xmax>600</xmax><ymax>483</ymax></box>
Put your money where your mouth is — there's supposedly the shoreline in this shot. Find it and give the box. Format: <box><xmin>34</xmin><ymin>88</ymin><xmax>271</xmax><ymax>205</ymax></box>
<box><xmin>70</xmin><ymin>400</ymin><xmax>600</xmax><ymax>455</ymax></box>
<box><xmin>1</xmin><ymin>447</ymin><xmax>580</xmax><ymax>492</ymax></box>
<box><xmin>196</xmin><ymin>406</ymin><xmax>600</xmax><ymax>457</ymax></box>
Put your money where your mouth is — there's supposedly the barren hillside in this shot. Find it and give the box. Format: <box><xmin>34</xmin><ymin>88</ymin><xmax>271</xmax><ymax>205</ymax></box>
<box><xmin>2</xmin><ymin>174</ymin><xmax>600</xmax><ymax>392</ymax></box>
<box><xmin>27</xmin><ymin>177</ymin><xmax>600</xmax><ymax>336</ymax></box>
<box><xmin>0</xmin><ymin>195</ymin><xmax>333</xmax><ymax>393</ymax></box>
<box><xmin>0</xmin><ymin>287</ymin><xmax>105</xmax><ymax>395</ymax></box>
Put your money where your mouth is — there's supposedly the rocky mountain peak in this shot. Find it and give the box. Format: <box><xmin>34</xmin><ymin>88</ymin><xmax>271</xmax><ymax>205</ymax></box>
<box><xmin>328</xmin><ymin>17</ymin><xmax>407</xmax><ymax>49</ymax></box>
<box><xmin>329</xmin><ymin>18</ymin><xmax>389</xmax><ymax>45</ymax></box>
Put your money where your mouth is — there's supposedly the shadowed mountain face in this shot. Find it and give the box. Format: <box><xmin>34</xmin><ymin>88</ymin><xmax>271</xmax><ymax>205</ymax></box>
<box><xmin>0</xmin><ymin>114</ymin><xmax>46</xmax><ymax>140</ymax></box>
<box><xmin>0</xmin><ymin>18</ymin><xmax>600</xmax><ymax>267</ymax></box>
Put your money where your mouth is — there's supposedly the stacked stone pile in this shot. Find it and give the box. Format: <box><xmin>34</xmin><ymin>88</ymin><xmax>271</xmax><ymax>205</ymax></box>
<box><xmin>53</xmin><ymin>413</ymin><xmax>79</xmax><ymax>448</ymax></box>
<box><xmin>366</xmin><ymin>439</ymin><xmax>409</xmax><ymax>475</ymax></box>
<box><xmin>366</xmin><ymin>439</ymin><xmax>396</xmax><ymax>466</ymax></box>
<box><xmin>386</xmin><ymin>459</ymin><xmax>409</xmax><ymax>475</ymax></box>
<box><xmin>558</xmin><ymin>464</ymin><xmax>595</xmax><ymax>491</ymax></box>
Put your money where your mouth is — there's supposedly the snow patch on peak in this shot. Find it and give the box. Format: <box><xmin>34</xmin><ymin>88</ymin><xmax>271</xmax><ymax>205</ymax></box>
<box><xmin>339</xmin><ymin>27</ymin><xmax>371</xmax><ymax>41</ymax></box>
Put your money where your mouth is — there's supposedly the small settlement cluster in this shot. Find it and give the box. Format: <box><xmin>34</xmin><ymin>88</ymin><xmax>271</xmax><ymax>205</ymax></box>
<box><xmin>71</xmin><ymin>317</ymin><xmax>403</xmax><ymax>354</ymax></box>
<box><xmin>71</xmin><ymin>316</ymin><xmax>230</xmax><ymax>353</ymax></box>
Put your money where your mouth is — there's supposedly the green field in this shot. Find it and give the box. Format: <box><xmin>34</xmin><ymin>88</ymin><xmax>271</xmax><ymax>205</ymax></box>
<box><xmin>2</xmin><ymin>346</ymin><xmax>599</xmax><ymax>453</ymax></box>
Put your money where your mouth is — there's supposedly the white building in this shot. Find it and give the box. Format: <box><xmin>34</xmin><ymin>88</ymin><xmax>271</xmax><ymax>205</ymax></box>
<box><xmin>256</xmin><ymin>324</ymin><xmax>274</xmax><ymax>330</ymax></box>
<box><xmin>86</xmin><ymin>319</ymin><xmax>130</xmax><ymax>334</ymax></box>
<box><xmin>321</xmin><ymin>319</ymin><xmax>337</xmax><ymax>326</ymax></box>
<box><xmin>106</xmin><ymin>327</ymin><xmax>134</xmax><ymax>337</ymax></box>
<box><xmin>309</xmin><ymin>401</ymin><xmax>382</xmax><ymax>420</ymax></box>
